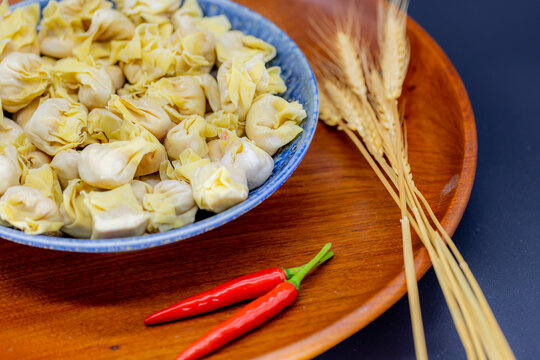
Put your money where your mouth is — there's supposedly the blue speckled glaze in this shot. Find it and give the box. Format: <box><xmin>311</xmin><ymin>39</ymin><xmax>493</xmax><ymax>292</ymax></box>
<box><xmin>2</xmin><ymin>0</ymin><xmax>319</xmax><ymax>252</ymax></box>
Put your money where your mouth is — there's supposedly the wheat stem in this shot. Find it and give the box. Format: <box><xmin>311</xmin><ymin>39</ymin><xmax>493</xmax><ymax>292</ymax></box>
<box><xmin>313</xmin><ymin>2</ymin><xmax>515</xmax><ymax>357</ymax></box>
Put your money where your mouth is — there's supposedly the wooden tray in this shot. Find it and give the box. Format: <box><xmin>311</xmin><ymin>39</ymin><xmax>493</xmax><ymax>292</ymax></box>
<box><xmin>0</xmin><ymin>0</ymin><xmax>476</xmax><ymax>359</ymax></box>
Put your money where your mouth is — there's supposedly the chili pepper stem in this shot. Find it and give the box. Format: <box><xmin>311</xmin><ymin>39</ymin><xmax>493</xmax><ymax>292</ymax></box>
<box><xmin>283</xmin><ymin>250</ymin><xmax>334</xmax><ymax>278</ymax></box>
<box><xmin>288</xmin><ymin>243</ymin><xmax>332</xmax><ymax>290</ymax></box>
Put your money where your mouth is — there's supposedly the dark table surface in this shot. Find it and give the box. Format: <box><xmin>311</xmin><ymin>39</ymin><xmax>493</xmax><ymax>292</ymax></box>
<box><xmin>317</xmin><ymin>0</ymin><xmax>540</xmax><ymax>359</ymax></box>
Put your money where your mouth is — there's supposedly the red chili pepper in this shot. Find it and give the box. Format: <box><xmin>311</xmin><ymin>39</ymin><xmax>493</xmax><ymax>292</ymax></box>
<box><xmin>175</xmin><ymin>243</ymin><xmax>332</xmax><ymax>360</ymax></box>
<box><xmin>144</xmin><ymin>250</ymin><xmax>333</xmax><ymax>326</ymax></box>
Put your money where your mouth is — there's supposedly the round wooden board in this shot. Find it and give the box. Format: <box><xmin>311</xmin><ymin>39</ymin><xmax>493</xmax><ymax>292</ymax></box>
<box><xmin>0</xmin><ymin>0</ymin><xmax>476</xmax><ymax>359</ymax></box>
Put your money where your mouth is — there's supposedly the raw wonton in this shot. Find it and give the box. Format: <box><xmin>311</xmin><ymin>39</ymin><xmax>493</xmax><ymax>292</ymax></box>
<box><xmin>0</xmin><ymin>116</ymin><xmax>25</xmax><ymax>145</ymax></box>
<box><xmin>84</xmin><ymin>108</ymin><xmax>123</xmax><ymax>144</ymax></box>
<box><xmin>164</xmin><ymin>115</ymin><xmax>209</xmax><ymax>159</ymax></box>
<box><xmin>245</xmin><ymin>94</ymin><xmax>306</xmax><ymax>155</ymax></box>
<box><xmin>54</xmin><ymin>0</ymin><xmax>112</xmax><ymax>20</ymax></box>
<box><xmin>22</xmin><ymin>164</ymin><xmax>63</xmax><ymax>206</ymax></box>
<box><xmin>26</xmin><ymin>151</ymin><xmax>51</xmax><ymax>169</ymax></box>
<box><xmin>172</xmin><ymin>29</ymin><xmax>215</xmax><ymax>75</ymax></box>
<box><xmin>111</xmin><ymin>119</ymin><xmax>167</xmax><ymax>177</ymax></box>
<box><xmin>110</xmin><ymin>23</ymin><xmax>177</xmax><ymax>84</ymax></box>
<box><xmin>191</xmin><ymin>162</ymin><xmax>248</xmax><ymax>213</ymax></box>
<box><xmin>217</xmin><ymin>56</ymin><xmax>286</xmax><ymax>122</ymax></box>
<box><xmin>208</xmin><ymin>134</ymin><xmax>274</xmax><ymax>190</ymax></box>
<box><xmin>130</xmin><ymin>179</ymin><xmax>153</xmax><ymax>205</ymax></box>
<box><xmin>73</xmin><ymin>8</ymin><xmax>135</xmax><ymax>59</ymax></box>
<box><xmin>170</xmin><ymin>0</ymin><xmax>201</xmax><ymax>31</ymax></box>
<box><xmin>85</xmin><ymin>184</ymin><xmax>149</xmax><ymax>239</ymax></box>
<box><xmin>51</xmin><ymin>149</ymin><xmax>80</xmax><ymax>188</ymax></box>
<box><xmin>108</xmin><ymin>95</ymin><xmax>173</xmax><ymax>140</ymax></box>
<box><xmin>13</xmin><ymin>97</ymin><xmax>42</xmax><ymax>128</ymax></box>
<box><xmin>96</xmin><ymin>60</ymin><xmax>125</xmax><ymax>91</ymax></box>
<box><xmin>38</xmin><ymin>0</ymin><xmax>112</xmax><ymax>58</ymax></box>
<box><xmin>146</xmin><ymin>76</ymin><xmax>206</xmax><ymax>121</ymax></box>
<box><xmin>0</xmin><ymin>1</ymin><xmax>40</xmax><ymax>60</ymax></box>
<box><xmin>0</xmin><ymin>52</ymin><xmax>48</xmax><ymax>113</ymax></box>
<box><xmin>195</xmin><ymin>73</ymin><xmax>221</xmax><ymax>112</ymax></box>
<box><xmin>137</xmin><ymin>173</ymin><xmax>161</xmax><ymax>187</ymax></box>
<box><xmin>116</xmin><ymin>0</ymin><xmax>180</xmax><ymax>24</ymax></box>
<box><xmin>159</xmin><ymin>148</ymin><xmax>209</xmax><ymax>183</ymax></box>
<box><xmin>0</xmin><ymin>185</ymin><xmax>63</xmax><ymax>234</ymax></box>
<box><xmin>0</xmin><ymin>143</ymin><xmax>21</xmax><ymax>196</ymax></box>
<box><xmin>205</xmin><ymin>110</ymin><xmax>243</xmax><ymax>137</ymax></box>
<box><xmin>78</xmin><ymin>138</ymin><xmax>161</xmax><ymax>189</ymax></box>
<box><xmin>217</xmin><ymin>59</ymin><xmax>253</xmax><ymax>122</ymax></box>
<box><xmin>60</xmin><ymin>179</ymin><xmax>93</xmax><ymax>238</ymax></box>
<box><xmin>215</xmin><ymin>30</ymin><xmax>276</xmax><ymax>65</ymax></box>
<box><xmin>24</xmin><ymin>98</ymin><xmax>88</xmax><ymax>156</ymax></box>
<box><xmin>143</xmin><ymin>180</ymin><xmax>197</xmax><ymax>232</ymax></box>
<box><xmin>52</xmin><ymin>58</ymin><xmax>113</xmax><ymax>109</ymax></box>
<box><xmin>171</xmin><ymin>0</ymin><xmax>230</xmax><ymax>37</ymax></box>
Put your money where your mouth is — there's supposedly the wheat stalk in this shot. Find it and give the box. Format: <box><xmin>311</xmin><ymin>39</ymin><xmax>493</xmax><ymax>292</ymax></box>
<box><xmin>312</xmin><ymin>1</ymin><xmax>515</xmax><ymax>359</ymax></box>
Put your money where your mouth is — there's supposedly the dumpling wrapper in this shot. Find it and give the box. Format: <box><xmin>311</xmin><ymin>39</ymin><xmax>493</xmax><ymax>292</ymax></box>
<box><xmin>143</xmin><ymin>180</ymin><xmax>197</xmax><ymax>232</ymax></box>
<box><xmin>108</xmin><ymin>95</ymin><xmax>173</xmax><ymax>140</ymax></box>
<box><xmin>25</xmin><ymin>150</ymin><xmax>51</xmax><ymax>169</ymax></box>
<box><xmin>130</xmin><ymin>179</ymin><xmax>153</xmax><ymax>206</ymax></box>
<box><xmin>0</xmin><ymin>1</ymin><xmax>40</xmax><ymax>60</ymax></box>
<box><xmin>96</xmin><ymin>60</ymin><xmax>125</xmax><ymax>91</ymax></box>
<box><xmin>22</xmin><ymin>164</ymin><xmax>63</xmax><ymax>206</ymax></box>
<box><xmin>171</xmin><ymin>0</ymin><xmax>230</xmax><ymax>38</ymax></box>
<box><xmin>205</xmin><ymin>110</ymin><xmax>243</xmax><ymax>138</ymax></box>
<box><xmin>208</xmin><ymin>133</ymin><xmax>274</xmax><ymax>190</ymax></box>
<box><xmin>51</xmin><ymin>149</ymin><xmax>80</xmax><ymax>188</ymax></box>
<box><xmin>191</xmin><ymin>162</ymin><xmax>248</xmax><ymax>213</ymax></box>
<box><xmin>111</xmin><ymin>119</ymin><xmax>167</xmax><ymax>177</ymax></box>
<box><xmin>52</xmin><ymin>58</ymin><xmax>113</xmax><ymax>109</ymax></box>
<box><xmin>0</xmin><ymin>185</ymin><xmax>63</xmax><ymax>234</ymax></box>
<box><xmin>116</xmin><ymin>0</ymin><xmax>180</xmax><ymax>24</ymax></box>
<box><xmin>85</xmin><ymin>184</ymin><xmax>149</xmax><ymax>239</ymax></box>
<box><xmin>13</xmin><ymin>97</ymin><xmax>41</xmax><ymax>128</ymax></box>
<box><xmin>215</xmin><ymin>30</ymin><xmax>276</xmax><ymax>65</ymax></box>
<box><xmin>217</xmin><ymin>56</ymin><xmax>287</xmax><ymax>123</ymax></box>
<box><xmin>137</xmin><ymin>173</ymin><xmax>161</xmax><ymax>187</ymax></box>
<box><xmin>84</xmin><ymin>108</ymin><xmax>123</xmax><ymax>145</ymax></box>
<box><xmin>245</xmin><ymin>94</ymin><xmax>306</xmax><ymax>155</ymax></box>
<box><xmin>164</xmin><ymin>115</ymin><xmax>209</xmax><ymax>159</ymax></box>
<box><xmin>38</xmin><ymin>0</ymin><xmax>112</xmax><ymax>58</ymax></box>
<box><xmin>0</xmin><ymin>52</ymin><xmax>48</xmax><ymax>113</ymax></box>
<box><xmin>78</xmin><ymin>138</ymin><xmax>161</xmax><ymax>189</ymax></box>
<box><xmin>110</xmin><ymin>23</ymin><xmax>178</xmax><ymax>84</ymax></box>
<box><xmin>0</xmin><ymin>143</ymin><xmax>22</xmax><ymax>196</ymax></box>
<box><xmin>195</xmin><ymin>73</ymin><xmax>221</xmax><ymax>112</ymax></box>
<box><xmin>145</xmin><ymin>76</ymin><xmax>206</xmax><ymax>121</ymax></box>
<box><xmin>0</xmin><ymin>115</ymin><xmax>25</xmax><ymax>145</ymax></box>
<box><xmin>170</xmin><ymin>0</ymin><xmax>201</xmax><ymax>31</ymax></box>
<box><xmin>73</xmin><ymin>8</ymin><xmax>135</xmax><ymax>59</ymax></box>
<box><xmin>159</xmin><ymin>148</ymin><xmax>210</xmax><ymax>183</ymax></box>
<box><xmin>171</xmin><ymin>28</ymin><xmax>215</xmax><ymax>75</ymax></box>
<box><xmin>60</xmin><ymin>179</ymin><xmax>93</xmax><ymax>238</ymax></box>
<box><xmin>217</xmin><ymin>59</ymin><xmax>254</xmax><ymax>122</ymax></box>
<box><xmin>23</xmin><ymin>98</ymin><xmax>88</xmax><ymax>156</ymax></box>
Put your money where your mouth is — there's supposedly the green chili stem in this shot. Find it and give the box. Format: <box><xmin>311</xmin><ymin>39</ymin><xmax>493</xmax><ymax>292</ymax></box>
<box><xmin>283</xmin><ymin>250</ymin><xmax>334</xmax><ymax>278</ymax></box>
<box><xmin>288</xmin><ymin>243</ymin><xmax>332</xmax><ymax>290</ymax></box>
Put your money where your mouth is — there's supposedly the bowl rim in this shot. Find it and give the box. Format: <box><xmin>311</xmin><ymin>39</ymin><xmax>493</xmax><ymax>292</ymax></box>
<box><xmin>1</xmin><ymin>0</ymin><xmax>319</xmax><ymax>252</ymax></box>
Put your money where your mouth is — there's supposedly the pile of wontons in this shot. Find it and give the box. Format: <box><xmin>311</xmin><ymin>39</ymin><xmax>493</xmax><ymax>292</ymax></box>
<box><xmin>0</xmin><ymin>0</ymin><xmax>306</xmax><ymax>239</ymax></box>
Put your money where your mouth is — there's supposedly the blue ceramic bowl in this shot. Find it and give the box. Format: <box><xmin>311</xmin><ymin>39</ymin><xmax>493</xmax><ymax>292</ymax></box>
<box><xmin>1</xmin><ymin>0</ymin><xmax>319</xmax><ymax>252</ymax></box>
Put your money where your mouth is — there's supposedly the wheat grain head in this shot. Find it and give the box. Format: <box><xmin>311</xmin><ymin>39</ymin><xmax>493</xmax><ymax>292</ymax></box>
<box><xmin>379</xmin><ymin>0</ymin><xmax>410</xmax><ymax>100</ymax></box>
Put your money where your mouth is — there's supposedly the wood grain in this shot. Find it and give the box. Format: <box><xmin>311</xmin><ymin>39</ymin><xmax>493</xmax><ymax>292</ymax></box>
<box><xmin>0</xmin><ymin>0</ymin><xmax>476</xmax><ymax>359</ymax></box>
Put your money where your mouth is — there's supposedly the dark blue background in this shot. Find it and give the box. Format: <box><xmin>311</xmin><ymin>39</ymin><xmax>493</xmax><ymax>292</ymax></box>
<box><xmin>317</xmin><ymin>0</ymin><xmax>540</xmax><ymax>359</ymax></box>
